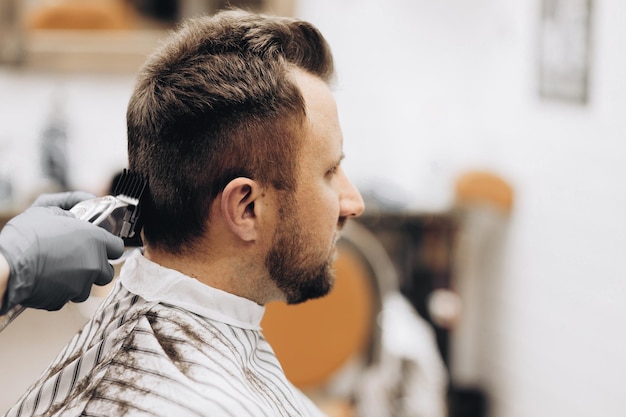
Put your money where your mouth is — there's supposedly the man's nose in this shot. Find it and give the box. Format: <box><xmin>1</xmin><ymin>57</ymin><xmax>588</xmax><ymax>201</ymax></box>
<box><xmin>339</xmin><ymin>170</ymin><xmax>365</xmax><ymax>218</ymax></box>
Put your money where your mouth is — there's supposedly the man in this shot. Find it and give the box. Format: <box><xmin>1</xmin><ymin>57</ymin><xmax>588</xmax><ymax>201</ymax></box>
<box><xmin>0</xmin><ymin>192</ymin><xmax>124</xmax><ymax>317</ymax></box>
<box><xmin>4</xmin><ymin>9</ymin><xmax>364</xmax><ymax>417</ymax></box>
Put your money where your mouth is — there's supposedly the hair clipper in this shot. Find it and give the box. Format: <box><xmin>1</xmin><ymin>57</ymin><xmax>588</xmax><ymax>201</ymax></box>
<box><xmin>69</xmin><ymin>169</ymin><xmax>146</xmax><ymax>242</ymax></box>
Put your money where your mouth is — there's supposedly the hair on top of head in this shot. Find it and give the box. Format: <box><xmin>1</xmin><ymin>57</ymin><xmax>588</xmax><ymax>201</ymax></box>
<box><xmin>126</xmin><ymin>9</ymin><xmax>335</xmax><ymax>253</ymax></box>
<box><xmin>167</xmin><ymin>10</ymin><xmax>335</xmax><ymax>81</ymax></box>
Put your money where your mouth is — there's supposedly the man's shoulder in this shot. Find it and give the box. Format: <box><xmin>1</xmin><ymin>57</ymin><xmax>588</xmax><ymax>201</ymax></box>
<box><xmin>3</xmin><ymin>285</ymin><xmax>155</xmax><ymax>417</ymax></box>
<box><xmin>4</xmin><ymin>288</ymin><xmax>313</xmax><ymax>417</ymax></box>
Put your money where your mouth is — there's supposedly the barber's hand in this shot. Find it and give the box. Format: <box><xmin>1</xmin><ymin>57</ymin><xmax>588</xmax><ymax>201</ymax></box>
<box><xmin>0</xmin><ymin>204</ymin><xmax>125</xmax><ymax>314</ymax></box>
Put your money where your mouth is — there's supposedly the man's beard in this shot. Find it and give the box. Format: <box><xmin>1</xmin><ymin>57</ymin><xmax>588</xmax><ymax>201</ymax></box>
<box><xmin>265</xmin><ymin>203</ymin><xmax>336</xmax><ymax>305</ymax></box>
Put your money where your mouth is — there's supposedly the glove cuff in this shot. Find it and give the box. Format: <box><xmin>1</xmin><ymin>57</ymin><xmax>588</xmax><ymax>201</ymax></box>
<box><xmin>0</xmin><ymin>244</ymin><xmax>16</xmax><ymax>315</ymax></box>
<box><xmin>0</xmin><ymin>241</ymin><xmax>33</xmax><ymax>314</ymax></box>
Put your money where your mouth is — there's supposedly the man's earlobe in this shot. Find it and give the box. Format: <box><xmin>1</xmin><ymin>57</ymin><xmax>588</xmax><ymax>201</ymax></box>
<box><xmin>221</xmin><ymin>178</ymin><xmax>260</xmax><ymax>241</ymax></box>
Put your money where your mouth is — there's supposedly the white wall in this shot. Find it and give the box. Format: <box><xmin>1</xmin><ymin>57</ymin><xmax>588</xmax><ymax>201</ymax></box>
<box><xmin>1</xmin><ymin>0</ymin><xmax>626</xmax><ymax>415</ymax></box>
<box><xmin>0</xmin><ymin>70</ymin><xmax>133</xmax><ymax>208</ymax></box>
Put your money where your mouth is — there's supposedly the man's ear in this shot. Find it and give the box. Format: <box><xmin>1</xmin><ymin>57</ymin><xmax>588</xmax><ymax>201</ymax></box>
<box><xmin>220</xmin><ymin>177</ymin><xmax>263</xmax><ymax>241</ymax></box>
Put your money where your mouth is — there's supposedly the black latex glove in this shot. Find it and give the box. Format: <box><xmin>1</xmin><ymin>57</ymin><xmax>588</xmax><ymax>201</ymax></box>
<box><xmin>0</xmin><ymin>193</ymin><xmax>125</xmax><ymax>314</ymax></box>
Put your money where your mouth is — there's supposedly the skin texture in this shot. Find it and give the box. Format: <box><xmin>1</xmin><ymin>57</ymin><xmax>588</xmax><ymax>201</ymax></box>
<box><xmin>144</xmin><ymin>69</ymin><xmax>364</xmax><ymax>306</ymax></box>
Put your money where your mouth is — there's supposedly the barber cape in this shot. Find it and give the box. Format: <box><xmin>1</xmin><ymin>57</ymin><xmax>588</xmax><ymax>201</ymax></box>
<box><xmin>4</xmin><ymin>250</ymin><xmax>326</xmax><ymax>417</ymax></box>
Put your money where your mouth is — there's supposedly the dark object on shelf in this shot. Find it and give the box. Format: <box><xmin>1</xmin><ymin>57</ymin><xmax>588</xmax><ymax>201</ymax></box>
<box><xmin>129</xmin><ymin>0</ymin><xmax>180</xmax><ymax>22</ymax></box>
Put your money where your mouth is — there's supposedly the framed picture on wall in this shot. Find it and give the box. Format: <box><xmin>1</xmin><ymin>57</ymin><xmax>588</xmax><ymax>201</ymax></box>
<box><xmin>538</xmin><ymin>0</ymin><xmax>592</xmax><ymax>103</ymax></box>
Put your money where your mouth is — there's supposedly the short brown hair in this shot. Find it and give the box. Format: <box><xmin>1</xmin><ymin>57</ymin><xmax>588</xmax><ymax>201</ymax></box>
<box><xmin>127</xmin><ymin>10</ymin><xmax>334</xmax><ymax>253</ymax></box>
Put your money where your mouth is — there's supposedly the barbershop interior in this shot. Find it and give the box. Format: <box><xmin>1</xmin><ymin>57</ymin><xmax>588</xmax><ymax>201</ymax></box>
<box><xmin>0</xmin><ymin>0</ymin><xmax>624</xmax><ymax>416</ymax></box>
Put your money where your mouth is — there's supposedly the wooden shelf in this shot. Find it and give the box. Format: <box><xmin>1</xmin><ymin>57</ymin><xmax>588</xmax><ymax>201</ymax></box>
<box><xmin>21</xmin><ymin>29</ymin><xmax>167</xmax><ymax>73</ymax></box>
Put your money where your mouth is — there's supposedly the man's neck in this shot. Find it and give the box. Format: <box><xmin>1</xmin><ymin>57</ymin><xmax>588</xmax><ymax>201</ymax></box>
<box><xmin>142</xmin><ymin>245</ymin><xmax>283</xmax><ymax>306</ymax></box>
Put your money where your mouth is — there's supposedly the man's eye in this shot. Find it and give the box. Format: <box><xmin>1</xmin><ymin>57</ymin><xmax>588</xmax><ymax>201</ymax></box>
<box><xmin>326</xmin><ymin>166</ymin><xmax>338</xmax><ymax>176</ymax></box>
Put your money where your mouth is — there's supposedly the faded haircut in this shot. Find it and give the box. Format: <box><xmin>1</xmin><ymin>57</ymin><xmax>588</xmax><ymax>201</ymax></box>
<box><xmin>127</xmin><ymin>9</ymin><xmax>335</xmax><ymax>253</ymax></box>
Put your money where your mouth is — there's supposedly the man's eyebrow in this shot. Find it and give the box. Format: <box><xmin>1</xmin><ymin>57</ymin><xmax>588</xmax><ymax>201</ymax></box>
<box><xmin>330</xmin><ymin>153</ymin><xmax>345</xmax><ymax>169</ymax></box>
<box><xmin>327</xmin><ymin>153</ymin><xmax>344</xmax><ymax>173</ymax></box>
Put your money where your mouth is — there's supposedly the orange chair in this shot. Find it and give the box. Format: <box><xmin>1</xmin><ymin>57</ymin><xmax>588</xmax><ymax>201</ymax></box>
<box><xmin>262</xmin><ymin>242</ymin><xmax>377</xmax><ymax>389</ymax></box>
<box><xmin>261</xmin><ymin>221</ymin><xmax>396</xmax><ymax>414</ymax></box>
<box><xmin>454</xmin><ymin>170</ymin><xmax>514</xmax><ymax>214</ymax></box>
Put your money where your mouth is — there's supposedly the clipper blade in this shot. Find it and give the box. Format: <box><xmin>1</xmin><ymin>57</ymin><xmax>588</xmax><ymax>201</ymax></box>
<box><xmin>111</xmin><ymin>169</ymin><xmax>146</xmax><ymax>240</ymax></box>
<box><xmin>70</xmin><ymin>169</ymin><xmax>147</xmax><ymax>241</ymax></box>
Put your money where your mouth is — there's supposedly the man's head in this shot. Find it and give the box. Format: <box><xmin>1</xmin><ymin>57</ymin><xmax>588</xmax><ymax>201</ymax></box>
<box><xmin>127</xmin><ymin>10</ymin><xmax>364</xmax><ymax>304</ymax></box>
<box><xmin>128</xmin><ymin>10</ymin><xmax>334</xmax><ymax>253</ymax></box>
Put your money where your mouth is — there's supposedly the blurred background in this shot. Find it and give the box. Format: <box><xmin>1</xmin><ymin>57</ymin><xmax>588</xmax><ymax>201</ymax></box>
<box><xmin>1</xmin><ymin>0</ymin><xmax>625</xmax><ymax>416</ymax></box>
